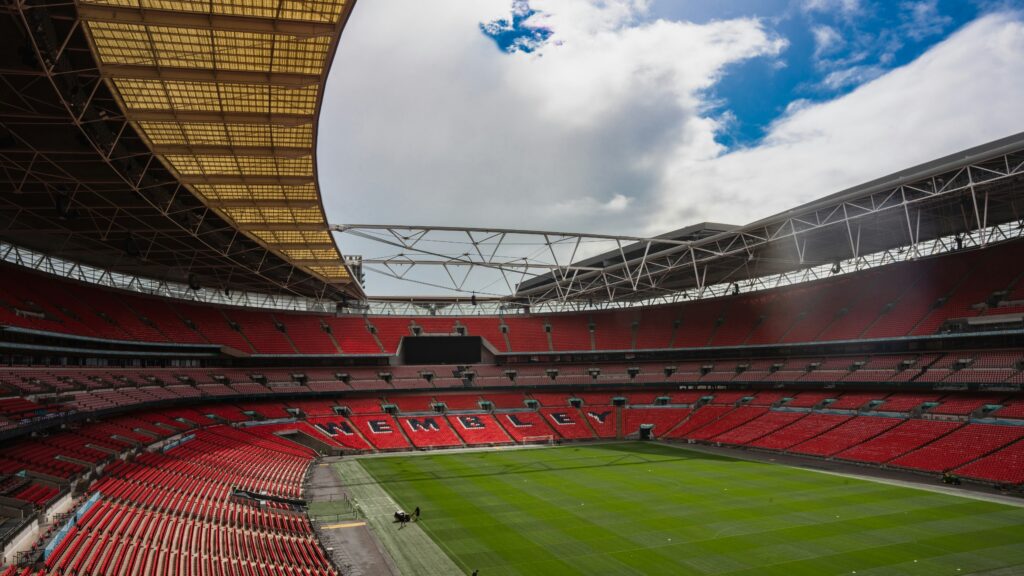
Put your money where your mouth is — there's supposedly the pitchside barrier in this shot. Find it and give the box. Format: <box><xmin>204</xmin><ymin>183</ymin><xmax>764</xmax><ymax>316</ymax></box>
<box><xmin>522</xmin><ymin>435</ymin><xmax>555</xmax><ymax>446</ymax></box>
<box><xmin>308</xmin><ymin>494</ymin><xmax>362</xmax><ymax>524</ymax></box>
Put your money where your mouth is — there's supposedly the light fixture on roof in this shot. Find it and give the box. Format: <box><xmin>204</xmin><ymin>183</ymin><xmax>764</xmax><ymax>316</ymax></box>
<box><xmin>54</xmin><ymin>191</ymin><xmax>77</xmax><ymax>220</ymax></box>
<box><xmin>124</xmin><ymin>235</ymin><xmax>141</xmax><ymax>258</ymax></box>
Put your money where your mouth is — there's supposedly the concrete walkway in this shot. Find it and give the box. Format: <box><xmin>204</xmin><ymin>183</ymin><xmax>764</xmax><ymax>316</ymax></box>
<box><xmin>308</xmin><ymin>459</ymin><xmax>400</xmax><ymax>576</ymax></box>
<box><xmin>334</xmin><ymin>459</ymin><xmax>465</xmax><ymax>576</ymax></box>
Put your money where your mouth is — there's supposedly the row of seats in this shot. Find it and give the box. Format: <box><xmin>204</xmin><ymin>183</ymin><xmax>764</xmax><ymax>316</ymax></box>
<box><xmin>38</xmin><ymin>426</ymin><xmax>335</xmax><ymax>576</ymax></box>
<box><xmin>667</xmin><ymin>406</ymin><xmax>1024</xmax><ymax>485</ymax></box>
<box><xmin>5</xmin><ymin>374</ymin><xmax>1023</xmax><ymax>442</ymax></box>
<box><xmin>3</xmin><ymin>389</ymin><xmax>1024</xmax><ymax>575</ymax></box>
<box><xmin>4</xmin><ymin>240</ymin><xmax>1024</xmax><ymax>354</ymax></box>
<box><xmin>3</xmin><ymin>392</ymin><xmax>1024</xmax><ymax>489</ymax></box>
<box><xmin>0</xmin><ymin>479</ymin><xmax>58</xmax><ymax>507</ymax></box>
<box><xmin>2</xmin><ymin>351</ymin><xmax>1021</xmax><ymax>428</ymax></box>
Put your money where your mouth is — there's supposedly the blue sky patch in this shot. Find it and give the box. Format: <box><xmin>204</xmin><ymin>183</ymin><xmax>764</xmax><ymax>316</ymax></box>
<box><xmin>656</xmin><ymin>0</ymin><xmax>983</xmax><ymax>147</ymax></box>
<box><xmin>480</xmin><ymin>0</ymin><xmax>553</xmax><ymax>54</ymax></box>
<box><xmin>481</xmin><ymin>0</ymin><xmax>987</xmax><ymax>147</ymax></box>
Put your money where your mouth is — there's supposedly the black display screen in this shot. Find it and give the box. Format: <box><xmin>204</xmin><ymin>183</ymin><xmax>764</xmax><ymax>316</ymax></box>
<box><xmin>401</xmin><ymin>336</ymin><xmax>482</xmax><ymax>365</ymax></box>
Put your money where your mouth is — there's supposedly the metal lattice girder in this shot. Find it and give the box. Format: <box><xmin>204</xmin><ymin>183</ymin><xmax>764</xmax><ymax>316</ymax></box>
<box><xmin>332</xmin><ymin>132</ymin><xmax>1024</xmax><ymax>304</ymax></box>
<box><xmin>332</xmin><ymin>223</ymin><xmax>672</xmax><ymax>297</ymax></box>
<box><xmin>0</xmin><ymin>241</ymin><xmax>333</xmax><ymax>312</ymax></box>
<box><xmin>511</xmin><ymin>135</ymin><xmax>1024</xmax><ymax>304</ymax></box>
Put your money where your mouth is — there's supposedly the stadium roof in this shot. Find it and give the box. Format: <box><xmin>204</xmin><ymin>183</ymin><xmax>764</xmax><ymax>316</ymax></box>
<box><xmin>0</xmin><ymin>0</ymin><xmax>361</xmax><ymax>299</ymax></box>
<box><xmin>514</xmin><ymin>131</ymin><xmax>1024</xmax><ymax>304</ymax></box>
<box><xmin>336</xmin><ymin>131</ymin><xmax>1024</xmax><ymax>307</ymax></box>
<box><xmin>2</xmin><ymin>1</ymin><xmax>1022</xmax><ymax>308</ymax></box>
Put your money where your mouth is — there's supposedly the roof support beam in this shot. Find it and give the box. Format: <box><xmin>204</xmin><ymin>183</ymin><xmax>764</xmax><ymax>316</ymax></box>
<box><xmin>76</xmin><ymin>4</ymin><xmax>339</xmax><ymax>38</ymax></box>
<box><xmin>103</xmin><ymin>64</ymin><xmax>321</xmax><ymax>87</ymax></box>
<box><xmin>185</xmin><ymin>175</ymin><xmax>315</xmax><ymax>186</ymax></box>
<box><xmin>150</xmin><ymin>144</ymin><xmax>310</xmax><ymax>158</ymax></box>
<box><xmin>241</xmin><ymin>223</ymin><xmax>327</xmax><ymax>231</ymax></box>
<box><xmin>127</xmin><ymin>110</ymin><xmax>313</xmax><ymax>126</ymax></box>
<box><xmin>267</xmin><ymin>242</ymin><xmax>337</xmax><ymax>250</ymax></box>
<box><xmin>207</xmin><ymin>199</ymin><xmax>319</xmax><ymax>209</ymax></box>
<box><xmin>287</xmin><ymin>259</ymin><xmax>349</xmax><ymax>266</ymax></box>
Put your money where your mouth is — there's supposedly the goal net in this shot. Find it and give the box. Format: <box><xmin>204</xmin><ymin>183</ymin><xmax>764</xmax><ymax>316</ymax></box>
<box><xmin>521</xmin><ymin>435</ymin><xmax>555</xmax><ymax>446</ymax></box>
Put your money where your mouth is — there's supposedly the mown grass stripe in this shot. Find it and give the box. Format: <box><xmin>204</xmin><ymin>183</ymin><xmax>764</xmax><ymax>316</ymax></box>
<box><xmin>357</xmin><ymin>443</ymin><xmax>1024</xmax><ymax>575</ymax></box>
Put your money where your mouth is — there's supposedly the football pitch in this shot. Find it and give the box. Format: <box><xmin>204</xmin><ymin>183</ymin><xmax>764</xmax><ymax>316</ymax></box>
<box><xmin>355</xmin><ymin>442</ymin><xmax>1024</xmax><ymax>575</ymax></box>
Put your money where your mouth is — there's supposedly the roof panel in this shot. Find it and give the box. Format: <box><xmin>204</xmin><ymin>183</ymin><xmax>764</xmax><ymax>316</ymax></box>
<box><xmin>195</xmin><ymin>183</ymin><xmax>318</xmax><ymax>201</ymax></box>
<box><xmin>139</xmin><ymin>122</ymin><xmax>313</xmax><ymax>148</ymax></box>
<box><xmin>82</xmin><ymin>0</ymin><xmax>349</xmax><ymax>23</ymax></box>
<box><xmin>81</xmin><ymin>0</ymin><xmax>356</xmax><ymax>291</ymax></box>
<box><xmin>250</xmin><ymin>229</ymin><xmax>333</xmax><ymax>244</ymax></box>
<box><xmin>163</xmin><ymin>155</ymin><xmax>313</xmax><ymax>176</ymax></box>
<box><xmin>89</xmin><ymin>22</ymin><xmax>331</xmax><ymax>73</ymax></box>
<box><xmin>283</xmin><ymin>249</ymin><xmax>339</xmax><ymax>260</ymax></box>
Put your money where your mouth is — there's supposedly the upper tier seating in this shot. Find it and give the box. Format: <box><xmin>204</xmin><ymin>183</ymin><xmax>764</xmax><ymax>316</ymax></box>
<box><xmin>4</xmin><ymin>240</ymin><xmax>1024</xmax><ymax>357</ymax></box>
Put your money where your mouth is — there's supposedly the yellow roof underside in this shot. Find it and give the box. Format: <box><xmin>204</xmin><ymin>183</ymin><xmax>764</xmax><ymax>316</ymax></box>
<box><xmin>81</xmin><ymin>0</ymin><xmax>351</xmax><ymax>284</ymax></box>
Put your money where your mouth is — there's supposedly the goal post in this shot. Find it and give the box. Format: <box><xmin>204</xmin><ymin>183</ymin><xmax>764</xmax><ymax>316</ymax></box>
<box><xmin>521</xmin><ymin>435</ymin><xmax>554</xmax><ymax>446</ymax></box>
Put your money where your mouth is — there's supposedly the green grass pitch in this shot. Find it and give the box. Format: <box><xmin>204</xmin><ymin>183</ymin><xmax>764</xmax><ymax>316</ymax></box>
<box><xmin>357</xmin><ymin>442</ymin><xmax>1024</xmax><ymax>575</ymax></box>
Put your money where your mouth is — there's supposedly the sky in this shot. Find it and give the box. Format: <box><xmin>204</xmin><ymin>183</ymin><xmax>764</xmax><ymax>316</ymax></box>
<box><xmin>318</xmin><ymin>0</ymin><xmax>1024</xmax><ymax>296</ymax></box>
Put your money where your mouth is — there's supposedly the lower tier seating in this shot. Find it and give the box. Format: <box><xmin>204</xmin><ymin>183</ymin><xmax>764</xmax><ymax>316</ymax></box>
<box><xmin>789</xmin><ymin>416</ymin><xmax>903</xmax><ymax>457</ymax></box>
<box><xmin>748</xmin><ymin>414</ymin><xmax>852</xmax><ymax>450</ymax></box>
<box><xmin>581</xmin><ymin>406</ymin><xmax>617</xmax><ymax>438</ymax></box>
<box><xmin>539</xmin><ymin>408</ymin><xmax>597</xmax><ymax>440</ymax></box>
<box><xmin>7</xmin><ymin>390</ymin><xmax>1024</xmax><ymax>576</ymax></box>
<box><xmin>622</xmin><ymin>408</ymin><xmax>692</xmax><ymax>438</ymax></box>
<box><xmin>447</xmin><ymin>414</ymin><xmax>513</xmax><ymax>445</ymax></box>
<box><xmin>954</xmin><ymin>439</ymin><xmax>1024</xmax><ymax>484</ymax></box>
<box><xmin>835</xmin><ymin>419</ymin><xmax>962</xmax><ymax>464</ymax></box>
<box><xmin>41</xmin><ymin>426</ymin><xmax>335</xmax><ymax>576</ymax></box>
<box><xmin>713</xmin><ymin>411</ymin><xmax>807</xmax><ymax>445</ymax></box>
<box><xmin>398</xmin><ymin>416</ymin><xmax>463</xmax><ymax>448</ymax></box>
<box><xmin>890</xmin><ymin>424</ymin><xmax>1024</xmax><ymax>472</ymax></box>
<box><xmin>495</xmin><ymin>411</ymin><xmax>556</xmax><ymax>442</ymax></box>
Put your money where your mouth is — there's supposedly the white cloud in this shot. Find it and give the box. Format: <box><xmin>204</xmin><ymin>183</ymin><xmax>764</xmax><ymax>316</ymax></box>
<box><xmin>318</xmin><ymin>2</ymin><xmax>1024</xmax><ymax>295</ymax></box>
<box><xmin>819</xmin><ymin>64</ymin><xmax>885</xmax><ymax>90</ymax></box>
<box><xmin>801</xmin><ymin>0</ymin><xmax>862</xmax><ymax>17</ymax></box>
<box><xmin>811</xmin><ymin>25</ymin><xmax>844</xmax><ymax>60</ymax></box>
<box><xmin>900</xmin><ymin>0</ymin><xmax>953</xmax><ymax>41</ymax></box>
<box><xmin>649</xmin><ymin>12</ymin><xmax>1024</xmax><ymax>233</ymax></box>
<box><xmin>604</xmin><ymin>193</ymin><xmax>632</xmax><ymax>212</ymax></box>
<box><xmin>319</xmin><ymin>0</ymin><xmax>784</xmax><ymax>237</ymax></box>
